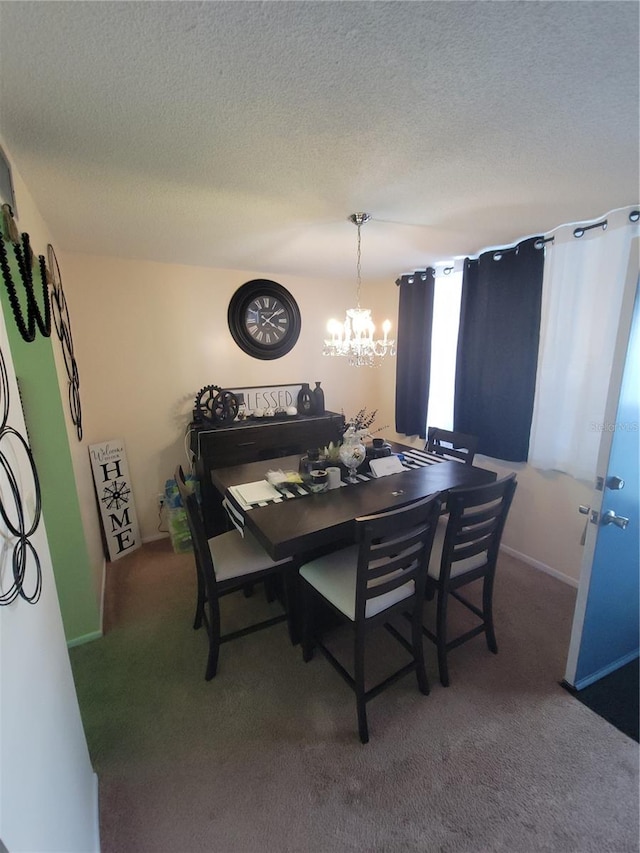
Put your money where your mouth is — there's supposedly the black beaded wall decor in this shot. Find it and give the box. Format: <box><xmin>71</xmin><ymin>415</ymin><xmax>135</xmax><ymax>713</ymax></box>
<box><xmin>0</xmin><ymin>344</ymin><xmax>43</xmax><ymax>606</ymax></box>
<box><xmin>47</xmin><ymin>244</ymin><xmax>83</xmax><ymax>441</ymax></box>
<box><xmin>0</xmin><ymin>204</ymin><xmax>51</xmax><ymax>343</ymax></box>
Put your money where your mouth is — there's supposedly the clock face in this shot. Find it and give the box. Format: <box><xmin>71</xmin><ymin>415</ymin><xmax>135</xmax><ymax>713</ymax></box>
<box><xmin>228</xmin><ymin>280</ymin><xmax>301</xmax><ymax>360</ymax></box>
<box><xmin>244</xmin><ymin>294</ymin><xmax>290</xmax><ymax>346</ymax></box>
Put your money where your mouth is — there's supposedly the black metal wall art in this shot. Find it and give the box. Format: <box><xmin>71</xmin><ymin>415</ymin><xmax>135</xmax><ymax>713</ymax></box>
<box><xmin>0</xmin><ymin>205</ymin><xmax>82</xmax><ymax>440</ymax></box>
<box><xmin>0</xmin><ymin>344</ymin><xmax>43</xmax><ymax>606</ymax></box>
<box><xmin>47</xmin><ymin>244</ymin><xmax>83</xmax><ymax>440</ymax></box>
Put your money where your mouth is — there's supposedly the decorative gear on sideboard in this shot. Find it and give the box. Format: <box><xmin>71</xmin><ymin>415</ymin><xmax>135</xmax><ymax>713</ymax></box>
<box><xmin>194</xmin><ymin>385</ymin><xmax>239</xmax><ymax>426</ymax></box>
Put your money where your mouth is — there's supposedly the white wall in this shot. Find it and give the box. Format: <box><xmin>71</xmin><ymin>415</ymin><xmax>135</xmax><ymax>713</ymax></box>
<box><xmin>59</xmin><ymin>251</ymin><xmax>384</xmax><ymax>542</ymax></box>
<box><xmin>0</xmin><ymin>306</ymin><xmax>99</xmax><ymax>852</ymax></box>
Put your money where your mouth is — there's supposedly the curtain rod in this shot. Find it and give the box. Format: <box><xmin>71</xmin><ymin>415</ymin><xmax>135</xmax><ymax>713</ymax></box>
<box><xmin>396</xmin><ymin>205</ymin><xmax>640</xmax><ymax>281</ymax></box>
<box><xmin>473</xmin><ymin>204</ymin><xmax>639</xmax><ymax>260</ymax></box>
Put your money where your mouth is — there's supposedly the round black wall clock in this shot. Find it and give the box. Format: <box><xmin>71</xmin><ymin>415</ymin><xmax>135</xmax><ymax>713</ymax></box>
<box><xmin>228</xmin><ymin>279</ymin><xmax>301</xmax><ymax>360</ymax></box>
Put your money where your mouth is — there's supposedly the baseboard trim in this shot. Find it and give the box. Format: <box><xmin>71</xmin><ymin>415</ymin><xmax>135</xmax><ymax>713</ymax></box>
<box><xmin>142</xmin><ymin>532</ymin><xmax>170</xmax><ymax>544</ymax></box>
<box><xmin>98</xmin><ymin>555</ymin><xmax>106</xmax><ymax>635</ymax></box>
<box><xmin>91</xmin><ymin>770</ymin><xmax>101</xmax><ymax>853</ymax></box>
<box><xmin>500</xmin><ymin>544</ymin><xmax>579</xmax><ymax>588</ymax></box>
<box><xmin>570</xmin><ymin>649</ymin><xmax>640</xmax><ymax>691</ymax></box>
<box><xmin>66</xmin><ymin>630</ymin><xmax>103</xmax><ymax>649</ymax></box>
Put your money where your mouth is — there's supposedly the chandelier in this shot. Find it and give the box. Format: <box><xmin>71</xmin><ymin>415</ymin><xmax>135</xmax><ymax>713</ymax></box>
<box><xmin>323</xmin><ymin>213</ymin><xmax>396</xmax><ymax>367</ymax></box>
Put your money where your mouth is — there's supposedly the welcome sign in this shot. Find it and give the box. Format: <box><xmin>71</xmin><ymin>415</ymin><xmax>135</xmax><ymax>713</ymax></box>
<box><xmin>89</xmin><ymin>439</ymin><xmax>141</xmax><ymax>561</ymax></box>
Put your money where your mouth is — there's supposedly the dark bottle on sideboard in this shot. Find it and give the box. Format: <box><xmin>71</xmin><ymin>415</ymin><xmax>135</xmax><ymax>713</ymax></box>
<box><xmin>312</xmin><ymin>381</ymin><xmax>325</xmax><ymax>415</ymax></box>
<box><xmin>297</xmin><ymin>383</ymin><xmax>314</xmax><ymax>415</ymax></box>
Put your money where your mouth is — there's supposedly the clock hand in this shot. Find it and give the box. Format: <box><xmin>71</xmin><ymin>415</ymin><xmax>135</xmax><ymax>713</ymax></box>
<box><xmin>261</xmin><ymin>312</ymin><xmax>283</xmax><ymax>329</ymax></box>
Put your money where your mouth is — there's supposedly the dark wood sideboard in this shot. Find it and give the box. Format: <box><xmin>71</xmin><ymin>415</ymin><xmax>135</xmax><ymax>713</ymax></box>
<box><xmin>189</xmin><ymin>411</ymin><xmax>344</xmax><ymax>536</ymax></box>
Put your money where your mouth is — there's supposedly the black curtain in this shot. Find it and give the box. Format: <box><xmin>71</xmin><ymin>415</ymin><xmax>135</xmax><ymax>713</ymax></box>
<box><xmin>395</xmin><ymin>268</ymin><xmax>435</xmax><ymax>439</ymax></box>
<box><xmin>454</xmin><ymin>237</ymin><xmax>543</xmax><ymax>461</ymax></box>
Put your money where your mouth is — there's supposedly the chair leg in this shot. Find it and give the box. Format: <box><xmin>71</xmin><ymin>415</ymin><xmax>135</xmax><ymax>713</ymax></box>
<box><xmin>412</xmin><ymin>605</ymin><xmax>430</xmax><ymax>696</ymax></box>
<box><xmin>264</xmin><ymin>576</ymin><xmax>277</xmax><ymax>603</ymax></box>
<box><xmin>243</xmin><ymin>583</ymin><xmax>254</xmax><ymax>598</ymax></box>
<box><xmin>355</xmin><ymin>625</ymin><xmax>369</xmax><ymax>744</ymax></box>
<box><xmin>204</xmin><ymin>601</ymin><xmax>222</xmax><ymax>680</ymax></box>
<box><xmin>302</xmin><ymin>586</ymin><xmax>315</xmax><ymax>662</ymax></box>
<box><xmin>483</xmin><ymin>575</ymin><xmax>498</xmax><ymax>654</ymax></box>
<box><xmin>436</xmin><ymin>591</ymin><xmax>450</xmax><ymax>688</ymax></box>
<box><xmin>283</xmin><ymin>569</ymin><xmax>299</xmax><ymax>646</ymax></box>
<box><xmin>193</xmin><ymin>568</ymin><xmax>206</xmax><ymax>630</ymax></box>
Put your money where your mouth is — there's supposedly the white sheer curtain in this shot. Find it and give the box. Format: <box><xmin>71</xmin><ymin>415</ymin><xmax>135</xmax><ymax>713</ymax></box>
<box><xmin>528</xmin><ymin>207</ymin><xmax>639</xmax><ymax>482</ymax></box>
<box><xmin>425</xmin><ymin>269</ymin><xmax>463</xmax><ymax>432</ymax></box>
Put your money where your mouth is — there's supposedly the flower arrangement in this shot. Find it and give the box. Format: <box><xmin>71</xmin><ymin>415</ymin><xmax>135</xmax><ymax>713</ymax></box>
<box><xmin>321</xmin><ymin>407</ymin><xmax>388</xmax><ymax>463</ymax></box>
<box><xmin>340</xmin><ymin>407</ymin><xmax>387</xmax><ymax>437</ymax></box>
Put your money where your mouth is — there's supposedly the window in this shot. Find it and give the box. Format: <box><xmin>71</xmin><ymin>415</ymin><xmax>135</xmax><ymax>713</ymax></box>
<box><xmin>425</xmin><ymin>269</ymin><xmax>462</xmax><ymax>432</ymax></box>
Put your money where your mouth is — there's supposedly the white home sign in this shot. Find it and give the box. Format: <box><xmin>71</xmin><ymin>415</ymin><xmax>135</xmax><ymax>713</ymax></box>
<box><xmin>89</xmin><ymin>439</ymin><xmax>141</xmax><ymax>561</ymax></box>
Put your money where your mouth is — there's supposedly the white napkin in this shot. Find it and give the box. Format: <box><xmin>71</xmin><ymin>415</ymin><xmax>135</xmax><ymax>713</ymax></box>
<box><xmin>368</xmin><ymin>455</ymin><xmax>406</xmax><ymax>478</ymax></box>
<box><xmin>228</xmin><ymin>480</ymin><xmax>282</xmax><ymax>508</ymax></box>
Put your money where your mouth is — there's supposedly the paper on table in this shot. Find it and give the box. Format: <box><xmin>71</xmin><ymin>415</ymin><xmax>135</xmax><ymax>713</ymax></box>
<box><xmin>229</xmin><ymin>480</ymin><xmax>282</xmax><ymax>508</ymax></box>
<box><xmin>368</xmin><ymin>455</ymin><xmax>406</xmax><ymax>478</ymax></box>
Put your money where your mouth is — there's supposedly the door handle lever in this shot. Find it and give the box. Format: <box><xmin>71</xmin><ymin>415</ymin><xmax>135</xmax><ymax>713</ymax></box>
<box><xmin>601</xmin><ymin>510</ymin><xmax>629</xmax><ymax>530</ymax></box>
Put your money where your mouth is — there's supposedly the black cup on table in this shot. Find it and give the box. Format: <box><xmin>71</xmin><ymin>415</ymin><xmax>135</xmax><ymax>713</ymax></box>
<box><xmin>369</xmin><ymin>437</ymin><xmax>392</xmax><ymax>459</ymax></box>
<box><xmin>309</xmin><ymin>469</ymin><xmax>329</xmax><ymax>493</ymax></box>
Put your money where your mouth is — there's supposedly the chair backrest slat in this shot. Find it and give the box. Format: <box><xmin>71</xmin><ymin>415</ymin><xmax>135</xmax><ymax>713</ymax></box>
<box><xmin>354</xmin><ymin>494</ymin><xmax>442</xmax><ymax>617</ymax></box>
<box><xmin>426</xmin><ymin>427</ymin><xmax>478</xmax><ymax>465</ymax></box>
<box><xmin>440</xmin><ymin>474</ymin><xmax>517</xmax><ymax>581</ymax></box>
<box><xmin>369</xmin><ymin>526</ymin><xmax>430</xmax><ymax>562</ymax></box>
<box><xmin>366</xmin><ymin>543</ymin><xmax>424</xmax><ymax>582</ymax></box>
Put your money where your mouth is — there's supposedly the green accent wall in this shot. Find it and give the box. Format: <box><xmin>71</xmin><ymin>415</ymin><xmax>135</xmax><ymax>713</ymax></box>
<box><xmin>0</xmin><ymin>262</ymin><xmax>100</xmax><ymax>642</ymax></box>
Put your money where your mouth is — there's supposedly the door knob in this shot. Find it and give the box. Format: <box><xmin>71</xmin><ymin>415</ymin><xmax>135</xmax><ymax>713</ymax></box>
<box><xmin>601</xmin><ymin>510</ymin><xmax>629</xmax><ymax>530</ymax></box>
<box><xmin>606</xmin><ymin>476</ymin><xmax>625</xmax><ymax>491</ymax></box>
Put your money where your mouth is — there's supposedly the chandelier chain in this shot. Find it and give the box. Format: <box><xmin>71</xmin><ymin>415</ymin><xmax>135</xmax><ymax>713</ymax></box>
<box><xmin>356</xmin><ymin>223</ymin><xmax>362</xmax><ymax>308</ymax></box>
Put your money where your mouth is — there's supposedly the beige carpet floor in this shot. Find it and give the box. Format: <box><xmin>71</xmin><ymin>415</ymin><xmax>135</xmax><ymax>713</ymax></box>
<box><xmin>69</xmin><ymin>539</ymin><xmax>639</xmax><ymax>853</ymax></box>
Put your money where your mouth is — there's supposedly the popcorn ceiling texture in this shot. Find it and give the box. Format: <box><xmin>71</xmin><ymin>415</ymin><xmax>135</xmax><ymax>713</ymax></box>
<box><xmin>0</xmin><ymin>1</ymin><xmax>637</xmax><ymax>277</ymax></box>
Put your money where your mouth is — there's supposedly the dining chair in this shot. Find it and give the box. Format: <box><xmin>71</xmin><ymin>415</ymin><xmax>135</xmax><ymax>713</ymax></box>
<box><xmin>299</xmin><ymin>493</ymin><xmax>442</xmax><ymax>744</ymax></box>
<box><xmin>175</xmin><ymin>465</ymin><xmax>296</xmax><ymax>680</ymax></box>
<box><xmin>426</xmin><ymin>427</ymin><xmax>478</xmax><ymax>465</ymax></box>
<box><xmin>421</xmin><ymin>473</ymin><xmax>517</xmax><ymax>687</ymax></box>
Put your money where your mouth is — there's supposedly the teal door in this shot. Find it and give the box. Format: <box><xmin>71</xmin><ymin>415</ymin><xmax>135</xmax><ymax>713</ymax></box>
<box><xmin>565</xmin><ymin>269</ymin><xmax>639</xmax><ymax>689</ymax></box>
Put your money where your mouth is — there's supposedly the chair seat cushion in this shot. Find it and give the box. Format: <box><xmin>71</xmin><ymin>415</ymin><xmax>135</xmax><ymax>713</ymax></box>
<box><xmin>428</xmin><ymin>516</ymin><xmax>487</xmax><ymax>580</ymax></box>
<box><xmin>209</xmin><ymin>529</ymin><xmax>289</xmax><ymax>583</ymax></box>
<box><xmin>299</xmin><ymin>545</ymin><xmax>415</xmax><ymax>622</ymax></box>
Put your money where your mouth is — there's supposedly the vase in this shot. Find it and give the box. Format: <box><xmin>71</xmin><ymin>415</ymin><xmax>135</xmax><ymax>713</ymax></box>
<box><xmin>312</xmin><ymin>381</ymin><xmax>325</xmax><ymax>415</ymax></box>
<box><xmin>297</xmin><ymin>382</ymin><xmax>314</xmax><ymax>415</ymax></box>
<box><xmin>339</xmin><ymin>427</ymin><xmax>367</xmax><ymax>483</ymax></box>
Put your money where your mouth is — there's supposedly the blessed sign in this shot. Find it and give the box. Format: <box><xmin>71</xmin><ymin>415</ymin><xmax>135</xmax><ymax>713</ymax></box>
<box><xmin>89</xmin><ymin>439</ymin><xmax>141</xmax><ymax>561</ymax></box>
<box><xmin>232</xmin><ymin>384</ymin><xmax>303</xmax><ymax>412</ymax></box>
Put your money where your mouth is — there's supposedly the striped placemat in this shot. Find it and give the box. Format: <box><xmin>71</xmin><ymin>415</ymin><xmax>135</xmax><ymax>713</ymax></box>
<box><xmin>223</xmin><ymin>449</ymin><xmax>448</xmax><ymax>533</ymax></box>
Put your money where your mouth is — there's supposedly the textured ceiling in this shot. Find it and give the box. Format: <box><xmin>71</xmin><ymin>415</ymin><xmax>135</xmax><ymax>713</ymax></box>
<box><xmin>0</xmin><ymin>1</ymin><xmax>638</xmax><ymax>280</ymax></box>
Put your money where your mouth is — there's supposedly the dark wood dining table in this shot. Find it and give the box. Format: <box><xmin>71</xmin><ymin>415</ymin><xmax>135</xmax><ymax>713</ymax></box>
<box><xmin>211</xmin><ymin>442</ymin><xmax>497</xmax><ymax>562</ymax></box>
